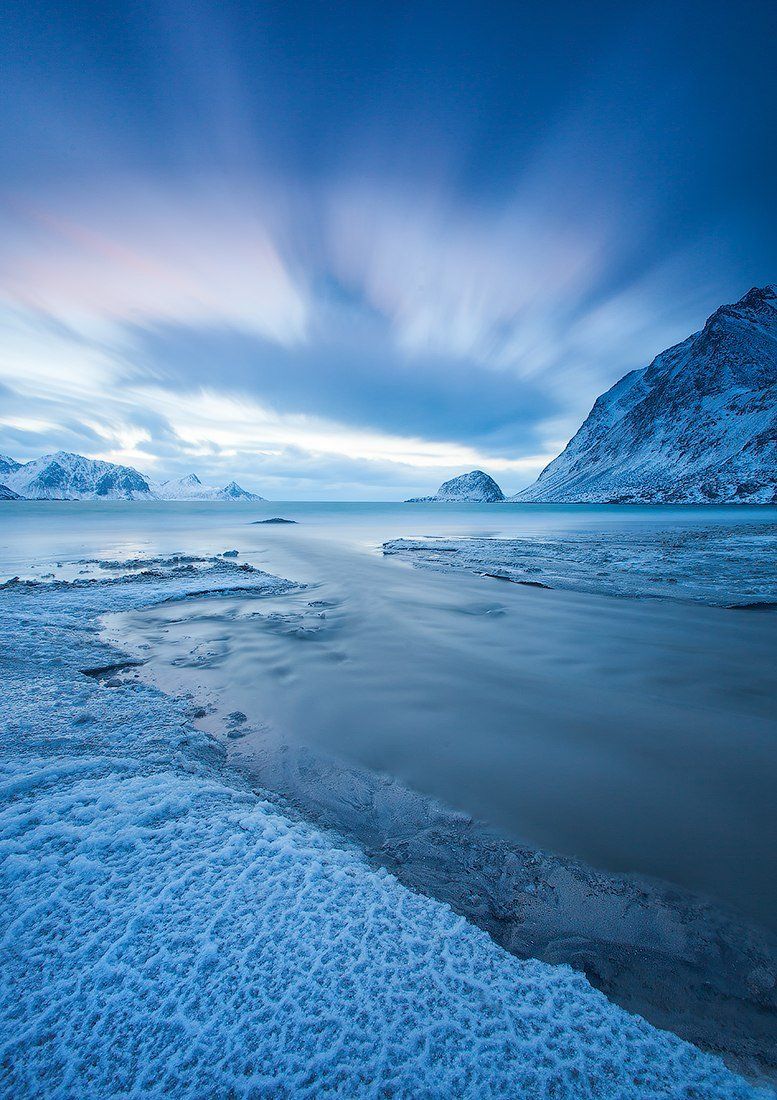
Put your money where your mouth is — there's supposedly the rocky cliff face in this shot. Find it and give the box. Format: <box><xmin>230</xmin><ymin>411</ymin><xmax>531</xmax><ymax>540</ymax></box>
<box><xmin>408</xmin><ymin>470</ymin><xmax>505</xmax><ymax>502</ymax></box>
<box><xmin>514</xmin><ymin>285</ymin><xmax>777</xmax><ymax>504</ymax></box>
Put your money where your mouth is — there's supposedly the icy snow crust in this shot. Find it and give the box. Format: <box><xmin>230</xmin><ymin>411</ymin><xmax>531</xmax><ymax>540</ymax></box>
<box><xmin>0</xmin><ymin>558</ymin><xmax>768</xmax><ymax>1097</ymax></box>
<box><xmin>384</xmin><ymin>523</ymin><xmax>777</xmax><ymax>607</ymax></box>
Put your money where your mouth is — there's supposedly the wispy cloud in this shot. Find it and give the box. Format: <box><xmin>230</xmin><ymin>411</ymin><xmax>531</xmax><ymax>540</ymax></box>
<box><xmin>1</xmin><ymin>184</ymin><xmax>308</xmax><ymax>345</ymax></box>
<box><xmin>0</xmin><ymin>0</ymin><xmax>773</xmax><ymax>496</ymax></box>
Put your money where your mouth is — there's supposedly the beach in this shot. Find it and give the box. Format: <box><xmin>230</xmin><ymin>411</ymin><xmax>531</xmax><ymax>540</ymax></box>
<box><xmin>1</xmin><ymin>501</ymin><xmax>775</xmax><ymax>1093</ymax></box>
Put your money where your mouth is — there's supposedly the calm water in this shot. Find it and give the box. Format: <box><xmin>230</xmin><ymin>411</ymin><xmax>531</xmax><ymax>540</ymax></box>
<box><xmin>3</xmin><ymin>500</ymin><xmax>777</xmax><ymax>930</ymax></box>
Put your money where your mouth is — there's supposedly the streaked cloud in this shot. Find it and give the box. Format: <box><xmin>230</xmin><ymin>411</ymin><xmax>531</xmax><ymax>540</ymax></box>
<box><xmin>0</xmin><ymin>0</ymin><xmax>773</xmax><ymax>496</ymax></box>
<box><xmin>0</xmin><ymin>184</ymin><xmax>308</xmax><ymax>345</ymax></box>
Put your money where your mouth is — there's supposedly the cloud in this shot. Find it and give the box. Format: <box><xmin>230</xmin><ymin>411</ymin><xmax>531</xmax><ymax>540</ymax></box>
<box><xmin>0</xmin><ymin>183</ymin><xmax>308</xmax><ymax>346</ymax></box>
<box><xmin>1</xmin><ymin>0</ymin><xmax>773</xmax><ymax>504</ymax></box>
<box><xmin>0</xmin><ymin>298</ymin><xmax>555</xmax><ymax>497</ymax></box>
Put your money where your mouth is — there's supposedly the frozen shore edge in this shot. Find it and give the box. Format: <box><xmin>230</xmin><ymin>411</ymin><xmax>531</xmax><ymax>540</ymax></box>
<box><xmin>0</xmin><ymin>556</ymin><xmax>772</xmax><ymax>1098</ymax></box>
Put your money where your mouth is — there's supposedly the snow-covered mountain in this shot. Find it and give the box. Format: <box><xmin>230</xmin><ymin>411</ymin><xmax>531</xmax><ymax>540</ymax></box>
<box><xmin>154</xmin><ymin>473</ymin><xmax>264</xmax><ymax>501</ymax></box>
<box><xmin>5</xmin><ymin>452</ymin><xmax>155</xmax><ymax>500</ymax></box>
<box><xmin>514</xmin><ymin>285</ymin><xmax>777</xmax><ymax>504</ymax></box>
<box><xmin>407</xmin><ymin>470</ymin><xmax>505</xmax><ymax>502</ymax></box>
<box><xmin>0</xmin><ymin>455</ymin><xmax>21</xmax><ymax>480</ymax></box>
<box><xmin>1</xmin><ymin>453</ymin><xmax>266</xmax><ymax>501</ymax></box>
<box><xmin>219</xmin><ymin>480</ymin><xmax>264</xmax><ymax>501</ymax></box>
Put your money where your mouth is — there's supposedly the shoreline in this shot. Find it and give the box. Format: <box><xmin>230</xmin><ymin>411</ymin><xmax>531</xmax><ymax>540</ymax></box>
<box><xmin>99</xmin><ymin>555</ymin><xmax>777</xmax><ymax>1087</ymax></box>
<box><xmin>1</xmin><ymin>552</ymin><xmax>774</xmax><ymax>1095</ymax></box>
<box><xmin>153</xmin><ymin>692</ymin><xmax>777</xmax><ymax>1087</ymax></box>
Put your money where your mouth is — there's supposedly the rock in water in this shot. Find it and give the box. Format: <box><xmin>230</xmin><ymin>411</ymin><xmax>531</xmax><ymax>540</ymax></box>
<box><xmin>407</xmin><ymin>470</ymin><xmax>505</xmax><ymax>502</ymax></box>
<box><xmin>514</xmin><ymin>285</ymin><xmax>777</xmax><ymax>503</ymax></box>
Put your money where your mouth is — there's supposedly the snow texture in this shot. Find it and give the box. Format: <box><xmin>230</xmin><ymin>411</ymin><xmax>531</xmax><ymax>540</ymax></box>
<box><xmin>515</xmin><ymin>285</ymin><xmax>777</xmax><ymax>503</ymax></box>
<box><xmin>0</xmin><ymin>485</ymin><xmax>20</xmax><ymax>500</ymax></box>
<box><xmin>384</xmin><ymin>523</ymin><xmax>777</xmax><ymax>607</ymax></box>
<box><xmin>407</xmin><ymin>469</ymin><xmax>505</xmax><ymax>502</ymax></box>
<box><xmin>0</xmin><ymin>556</ymin><xmax>770</xmax><ymax>1098</ymax></box>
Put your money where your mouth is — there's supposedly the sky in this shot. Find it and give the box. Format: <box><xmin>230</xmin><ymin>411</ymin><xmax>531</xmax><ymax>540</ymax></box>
<box><xmin>0</xmin><ymin>0</ymin><xmax>775</xmax><ymax>499</ymax></box>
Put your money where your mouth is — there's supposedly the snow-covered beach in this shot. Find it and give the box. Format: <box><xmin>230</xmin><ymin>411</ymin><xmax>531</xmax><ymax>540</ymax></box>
<box><xmin>2</xmin><ymin>502</ymin><xmax>776</xmax><ymax>1096</ymax></box>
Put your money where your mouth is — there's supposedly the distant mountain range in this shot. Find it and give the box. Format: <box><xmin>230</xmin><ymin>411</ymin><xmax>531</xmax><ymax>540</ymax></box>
<box><xmin>154</xmin><ymin>473</ymin><xmax>263</xmax><ymax>501</ymax></box>
<box><xmin>514</xmin><ymin>285</ymin><xmax>777</xmax><ymax>504</ymax></box>
<box><xmin>407</xmin><ymin>470</ymin><xmax>505</xmax><ymax>502</ymax></box>
<box><xmin>0</xmin><ymin>451</ymin><xmax>265</xmax><ymax>501</ymax></box>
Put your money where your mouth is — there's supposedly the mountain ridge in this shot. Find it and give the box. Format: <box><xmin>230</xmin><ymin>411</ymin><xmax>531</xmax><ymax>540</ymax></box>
<box><xmin>513</xmin><ymin>285</ymin><xmax>777</xmax><ymax>504</ymax></box>
<box><xmin>2</xmin><ymin>451</ymin><xmax>265</xmax><ymax>501</ymax></box>
<box><xmin>154</xmin><ymin>473</ymin><xmax>264</xmax><ymax>501</ymax></box>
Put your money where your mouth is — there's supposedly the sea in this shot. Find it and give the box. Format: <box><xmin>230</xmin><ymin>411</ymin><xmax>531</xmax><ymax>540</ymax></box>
<box><xmin>3</xmin><ymin>499</ymin><xmax>776</xmax><ymax>933</ymax></box>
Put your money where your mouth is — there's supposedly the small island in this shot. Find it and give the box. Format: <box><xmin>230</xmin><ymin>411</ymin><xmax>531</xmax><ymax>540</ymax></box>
<box><xmin>406</xmin><ymin>470</ymin><xmax>505</xmax><ymax>502</ymax></box>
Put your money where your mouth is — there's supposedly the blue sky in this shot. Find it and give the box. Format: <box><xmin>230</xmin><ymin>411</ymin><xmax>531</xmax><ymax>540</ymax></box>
<box><xmin>0</xmin><ymin>0</ymin><xmax>774</xmax><ymax>498</ymax></box>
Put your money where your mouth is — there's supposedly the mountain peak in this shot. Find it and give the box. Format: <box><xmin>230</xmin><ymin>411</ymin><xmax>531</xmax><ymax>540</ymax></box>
<box><xmin>737</xmin><ymin>284</ymin><xmax>777</xmax><ymax>306</ymax></box>
<box><xmin>218</xmin><ymin>480</ymin><xmax>265</xmax><ymax>501</ymax></box>
<box><xmin>515</xmin><ymin>284</ymin><xmax>777</xmax><ymax>504</ymax></box>
<box><xmin>0</xmin><ymin>455</ymin><xmax>21</xmax><ymax>477</ymax></box>
<box><xmin>706</xmin><ymin>284</ymin><xmax>777</xmax><ymax>332</ymax></box>
<box><xmin>153</xmin><ymin>474</ymin><xmax>265</xmax><ymax>501</ymax></box>
<box><xmin>407</xmin><ymin>469</ymin><xmax>505</xmax><ymax>503</ymax></box>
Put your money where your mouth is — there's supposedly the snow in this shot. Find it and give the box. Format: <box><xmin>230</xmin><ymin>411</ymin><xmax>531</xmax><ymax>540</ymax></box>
<box><xmin>154</xmin><ymin>474</ymin><xmax>264</xmax><ymax>501</ymax></box>
<box><xmin>407</xmin><ymin>469</ymin><xmax>505</xmax><ymax>502</ymax></box>
<box><xmin>383</xmin><ymin>523</ymin><xmax>777</xmax><ymax>606</ymax></box>
<box><xmin>0</xmin><ymin>556</ymin><xmax>770</xmax><ymax>1097</ymax></box>
<box><xmin>5</xmin><ymin>451</ymin><xmax>155</xmax><ymax>501</ymax></box>
<box><xmin>0</xmin><ymin>455</ymin><xmax>21</xmax><ymax>478</ymax></box>
<box><xmin>515</xmin><ymin>285</ymin><xmax>777</xmax><ymax>504</ymax></box>
<box><xmin>2</xmin><ymin>454</ymin><xmax>265</xmax><ymax>502</ymax></box>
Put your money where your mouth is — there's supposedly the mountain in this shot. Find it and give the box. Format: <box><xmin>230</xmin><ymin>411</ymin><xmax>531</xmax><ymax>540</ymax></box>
<box><xmin>219</xmin><ymin>480</ymin><xmax>264</xmax><ymax>501</ymax></box>
<box><xmin>0</xmin><ymin>455</ymin><xmax>21</xmax><ymax>479</ymax></box>
<box><xmin>514</xmin><ymin>285</ymin><xmax>777</xmax><ymax>504</ymax></box>
<box><xmin>155</xmin><ymin>473</ymin><xmax>264</xmax><ymax>501</ymax></box>
<box><xmin>5</xmin><ymin>452</ymin><xmax>155</xmax><ymax>500</ymax></box>
<box><xmin>407</xmin><ymin>470</ymin><xmax>505</xmax><ymax>502</ymax></box>
<box><xmin>1</xmin><ymin>454</ymin><xmax>267</xmax><ymax>501</ymax></box>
